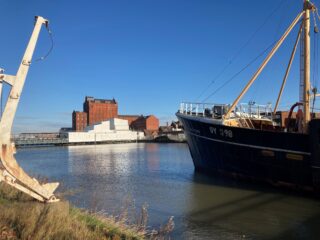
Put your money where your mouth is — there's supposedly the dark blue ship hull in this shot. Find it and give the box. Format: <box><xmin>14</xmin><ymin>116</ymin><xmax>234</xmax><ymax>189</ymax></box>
<box><xmin>177</xmin><ymin>113</ymin><xmax>320</xmax><ymax>191</ymax></box>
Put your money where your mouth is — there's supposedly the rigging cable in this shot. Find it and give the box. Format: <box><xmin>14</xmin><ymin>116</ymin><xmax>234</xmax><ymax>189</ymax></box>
<box><xmin>194</xmin><ymin>0</ymin><xmax>287</xmax><ymax>102</ymax></box>
<box><xmin>250</xmin><ymin>0</ymin><xmax>290</xmax><ymax>103</ymax></box>
<box><xmin>201</xmin><ymin>40</ymin><xmax>277</xmax><ymax>103</ymax></box>
<box><xmin>273</xmin><ymin>0</ymin><xmax>289</xmax><ymax>40</ymax></box>
<box><xmin>312</xmin><ymin>10</ymin><xmax>318</xmax><ymax>87</ymax></box>
<box><xmin>312</xmin><ymin>8</ymin><xmax>319</xmax><ymax>114</ymax></box>
<box><xmin>35</xmin><ymin>24</ymin><xmax>54</xmax><ymax>62</ymax></box>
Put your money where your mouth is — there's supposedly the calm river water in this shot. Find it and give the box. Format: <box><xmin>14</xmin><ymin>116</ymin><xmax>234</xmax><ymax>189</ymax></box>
<box><xmin>16</xmin><ymin>143</ymin><xmax>320</xmax><ymax>239</ymax></box>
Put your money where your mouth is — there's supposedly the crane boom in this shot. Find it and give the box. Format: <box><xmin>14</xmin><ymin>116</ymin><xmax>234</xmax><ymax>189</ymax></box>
<box><xmin>0</xmin><ymin>16</ymin><xmax>59</xmax><ymax>203</ymax></box>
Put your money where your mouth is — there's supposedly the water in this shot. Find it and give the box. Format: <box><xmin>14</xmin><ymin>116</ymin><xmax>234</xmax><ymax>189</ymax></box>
<box><xmin>15</xmin><ymin>143</ymin><xmax>320</xmax><ymax>239</ymax></box>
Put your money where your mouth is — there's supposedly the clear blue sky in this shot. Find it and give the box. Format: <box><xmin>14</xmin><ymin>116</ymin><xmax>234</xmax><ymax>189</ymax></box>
<box><xmin>0</xmin><ymin>0</ymin><xmax>319</xmax><ymax>133</ymax></box>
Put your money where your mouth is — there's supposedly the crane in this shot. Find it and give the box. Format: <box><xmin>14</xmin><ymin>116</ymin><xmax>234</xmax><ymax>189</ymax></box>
<box><xmin>0</xmin><ymin>16</ymin><xmax>59</xmax><ymax>203</ymax></box>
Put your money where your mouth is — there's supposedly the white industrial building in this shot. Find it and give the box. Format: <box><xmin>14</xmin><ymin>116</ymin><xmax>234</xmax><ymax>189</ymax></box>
<box><xmin>66</xmin><ymin>118</ymin><xmax>144</xmax><ymax>143</ymax></box>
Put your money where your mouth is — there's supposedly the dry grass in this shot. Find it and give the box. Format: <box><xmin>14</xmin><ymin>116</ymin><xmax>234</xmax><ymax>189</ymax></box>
<box><xmin>0</xmin><ymin>183</ymin><xmax>145</xmax><ymax>240</ymax></box>
<box><xmin>0</xmin><ymin>183</ymin><xmax>174</xmax><ymax>240</ymax></box>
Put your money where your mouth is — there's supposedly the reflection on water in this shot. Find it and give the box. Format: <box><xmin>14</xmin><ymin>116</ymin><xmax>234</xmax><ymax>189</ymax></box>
<box><xmin>67</xmin><ymin>144</ymin><xmax>139</xmax><ymax>175</ymax></box>
<box><xmin>16</xmin><ymin>143</ymin><xmax>320</xmax><ymax>239</ymax></box>
<box><xmin>184</xmin><ymin>174</ymin><xmax>320</xmax><ymax>239</ymax></box>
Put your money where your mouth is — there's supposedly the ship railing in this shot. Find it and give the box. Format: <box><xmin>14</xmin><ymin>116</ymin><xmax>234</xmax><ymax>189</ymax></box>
<box><xmin>179</xmin><ymin>102</ymin><xmax>273</xmax><ymax>120</ymax></box>
<box><xmin>236</xmin><ymin>103</ymin><xmax>273</xmax><ymax>119</ymax></box>
<box><xmin>179</xmin><ymin>102</ymin><xmax>229</xmax><ymax>118</ymax></box>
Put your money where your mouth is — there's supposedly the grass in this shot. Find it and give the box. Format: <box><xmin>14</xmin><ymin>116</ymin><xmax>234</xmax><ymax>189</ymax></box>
<box><xmin>0</xmin><ymin>183</ymin><xmax>173</xmax><ymax>240</ymax></box>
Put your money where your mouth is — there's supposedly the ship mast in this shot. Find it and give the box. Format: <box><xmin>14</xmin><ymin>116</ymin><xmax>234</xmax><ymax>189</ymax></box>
<box><xmin>224</xmin><ymin>11</ymin><xmax>304</xmax><ymax>119</ymax></box>
<box><xmin>224</xmin><ymin>1</ymin><xmax>314</xmax><ymax>132</ymax></box>
<box><xmin>303</xmin><ymin>0</ymin><xmax>311</xmax><ymax>132</ymax></box>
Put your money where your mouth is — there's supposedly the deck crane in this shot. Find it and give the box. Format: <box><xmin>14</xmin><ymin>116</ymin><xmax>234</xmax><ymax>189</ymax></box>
<box><xmin>0</xmin><ymin>16</ymin><xmax>59</xmax><ymax>202</ymax></box>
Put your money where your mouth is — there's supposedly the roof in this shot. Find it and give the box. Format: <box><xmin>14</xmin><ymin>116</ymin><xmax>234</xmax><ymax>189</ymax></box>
<box><xmin>73</xmin><ymin>111</ymin><xmax>87</xmax><ymax>114</ymax></box>
<box><xmin>85</xmin><ymin>96</ymin><xmax>117</xmax><ymax>104</ymax></box>
<box><xmin>145</xmin><ymin>115</ymin><xmax>158</xmax><ymax>120</ymax></box>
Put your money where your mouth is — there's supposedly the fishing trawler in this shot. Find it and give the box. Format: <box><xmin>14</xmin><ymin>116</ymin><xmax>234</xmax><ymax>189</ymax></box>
<box><xmin>176</xmin><ymin>0</ymin><xmax>320</xmax><ymax>192</ymax></box>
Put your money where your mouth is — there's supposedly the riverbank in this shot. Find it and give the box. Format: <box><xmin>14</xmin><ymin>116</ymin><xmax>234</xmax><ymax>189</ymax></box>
<box><xmin>0</xmin><ymin>183</ymin><xmax>173</xmax><ymax>240</ymax></box>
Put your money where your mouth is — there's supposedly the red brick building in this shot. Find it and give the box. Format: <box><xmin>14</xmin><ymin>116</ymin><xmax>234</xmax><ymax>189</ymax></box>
<box><xmin>131</xmin><ymin>115</ymin><xmax>159</xmax><ymax>131</ymax></box>
<box><xmin>83</xmin><ymin>96</ymin><xmax>118</xmax><ymax>125</ymax></box>
<box><xmin>72</xmin><ymin>111</ymin><xmax>87</xmax><ymax>131</ymax></box>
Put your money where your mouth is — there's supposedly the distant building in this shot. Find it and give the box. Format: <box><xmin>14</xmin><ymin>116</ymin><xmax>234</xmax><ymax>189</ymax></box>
<box><xmin>72</xmin><ymin>96</ymin><xmax>159</xmax><ymax>133</ymax></box>
<box><xmin>132</xmin><ymin>115</ymin><xmax>159</xmax><ymax>131</ymax></box>
<box><xmin>72</xmin><ymin>111</ymin><xmax>87</xmax><ymax>131</ymax></box>
<box><xmin>158</xmin><ymin>121</ymin><xmax>184</xmax><ymax>134</ymax></box>
<box><xmin>83</xmin><ymin>96</ymin><xmax>118</xmax><ymax>125</ymax></box>
<box><xmin>119</xmin><ymin>115</ymin><xmax>159</xmax><ymax>131</ymax></box>
<box><xmin>159</xmin><ymin>126</ymin><xmax>172</xmax><ymax>133</ymax></box>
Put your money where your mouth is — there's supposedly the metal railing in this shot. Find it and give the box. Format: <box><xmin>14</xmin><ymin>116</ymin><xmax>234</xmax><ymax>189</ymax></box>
<box><xmin>179</xmin><ymin>102</ymin><xmax>273</xmax><ymax>119</ymax></box>
<box><xmin>179</xmin><ymin>102</ymin><xmax>229</xmax><ymax>118</ymax></box>
<box><xmin>236</xmin><ymin>103</ymin><xmax>273</xmax><ymax>119</ymax></box>
<box><xmin>11</xmin><ymin>133</ymin><xmax>68</xmax><ymax>146</ymax></box>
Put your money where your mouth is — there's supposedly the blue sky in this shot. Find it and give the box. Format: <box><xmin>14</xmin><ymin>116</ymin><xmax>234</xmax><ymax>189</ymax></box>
<box><xmin>0</xmin><ymin>0</ymin><xmax>319</xmax><ymax>133</ymax></box>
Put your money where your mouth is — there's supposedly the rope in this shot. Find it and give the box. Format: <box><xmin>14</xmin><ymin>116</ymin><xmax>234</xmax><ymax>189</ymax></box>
<box><xmin>312</xmin><ymin>10</ymin><xmax>318</xmax><ymax>82</ymax></box>
<box><xmin>201</xmin><ymin>40</ymin><xmax>277</xmax><ymax>103</ymax></box>
<box><xmin>273</xmin><ymin>0</ymin><xmax>289</xmax><ymax>41</ymax></box>
<box><xmin>194</xmin><ymin>0</ymin><xmax>287</xmax><ymax>102</ymax></box>
<box><xmin>35</xmin><ymin>25</ymin><xmax>54</xmax><ymax>62</ymax></box>
<box><xmin>312</xmin><ymin>7</ymin><xmax>319</xmax><ymax>114</ymax></box>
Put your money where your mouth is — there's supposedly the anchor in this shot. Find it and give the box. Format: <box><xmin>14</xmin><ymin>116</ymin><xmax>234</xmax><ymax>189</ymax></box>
<box><xmin>0</xmin><ymin>16</ymin><xmax>59</xmax><ymax>203</ymax></box>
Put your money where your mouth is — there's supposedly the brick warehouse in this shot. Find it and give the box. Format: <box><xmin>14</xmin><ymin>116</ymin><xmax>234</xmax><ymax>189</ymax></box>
<box><xmin>83</xmin><ymin>96</ymin><xmax>118</xmax><ymax>125</ymax></box>
<box><xmin>72</xmin><ymin>111</ymin><xmax>87</xmax><ymax>131</ymax></box>
<box><xmin>72</xmin><ymin>96</ymin><xmax>159</xmax><ymax>132</ymax></box>
<box><xmin>118</xmin><ymin>115</ymin><xmax>159</xmax><ymax>131</ymax></box>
